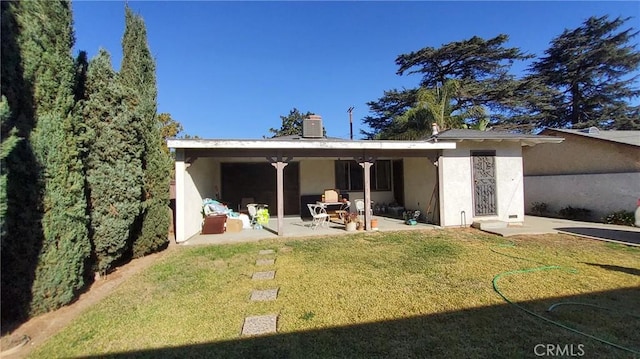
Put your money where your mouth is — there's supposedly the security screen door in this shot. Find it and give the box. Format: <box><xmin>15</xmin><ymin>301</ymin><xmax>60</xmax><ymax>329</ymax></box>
<box><xmin>472</xmin><ymin>151</ymin><xmax>497</xmax><ymax>216</ymax></box>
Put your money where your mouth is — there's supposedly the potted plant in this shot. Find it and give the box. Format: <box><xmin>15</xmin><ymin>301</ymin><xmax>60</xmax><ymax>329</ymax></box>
<box><xmin>344</xmin><ymin>212</ymin><xmax>359</xmax><ymax>231</ymax></box>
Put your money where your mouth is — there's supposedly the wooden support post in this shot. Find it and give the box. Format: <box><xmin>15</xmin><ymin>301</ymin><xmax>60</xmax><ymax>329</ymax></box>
<box><xmin>271</xmin><ymin>160</ymin><xmax>288</xmax><ymax>236</ymax></box>
<box><xmin>359</xmin><ymin>159</ymin><xmax>373</xmax><ymax>231</ymax></box>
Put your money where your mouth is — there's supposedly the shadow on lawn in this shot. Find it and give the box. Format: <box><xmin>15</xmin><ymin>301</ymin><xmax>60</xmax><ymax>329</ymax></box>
<box><xmin>555</xmin><ymin>227</ymin><xmax>640</xmax><ymax>246</ymax></box>
<box><xmin>85</xmin><ymin>287</ymin><xmax>640</xmax><ymax>359</ymax></box>
<box><xmin>582</xmin><ymin>262</ymin><xmax>640</xmax><ymax>277</ymax></box>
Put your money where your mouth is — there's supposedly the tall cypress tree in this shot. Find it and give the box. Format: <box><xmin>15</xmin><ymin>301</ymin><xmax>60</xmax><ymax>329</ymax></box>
<box><xmin>28</xmin><ymin>0</ymin><xmax>91</xmax><ymax>315</ymax></box>
<box><xmin>1</xmin><ymin>0</ymin><xmax>90</xmax><ymax>316</ymax></box>
<box><xmin>0</xmin><ymin>96</ymin><xmax>20</xmax><ymax>244</ymax></box>
<box><xmin>0</xmin><ymin>0</ymin><xmax>44</xmax><ymax>323</ymax></box>
<box><xmin>120</xmin><ymin>6</ymin><xmax>170</xmax><ymax>257</ymax></box>
<box><xmin>83</xmin><ymin>50</ymin><xmax>144</xmax><ymax>272</ymax></box>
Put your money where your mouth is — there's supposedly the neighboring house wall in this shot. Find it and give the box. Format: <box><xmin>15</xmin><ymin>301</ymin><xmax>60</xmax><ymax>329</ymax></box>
<box><xmin>523</xmin><ymin>131</ymin><xmax>640</xmax><ymax>220</ymax></box>
<box><xmin>523</xmin><ymin>132</ymin><xmax>640</xmax><ymax>175</ymax></box>
<box><xmin>404</xmin><ymin>157</ymin><xmax>437</xmax><ymax>217</ymax></box>
<box><xmin>439</xmin><ymin>142</ymin><xmax>524</xmax><ymax>226</ymax></box>
<box><xmin>525</xmin><ymin>172</ymin><xmax>640</xmax><ymax>220</ymax></box>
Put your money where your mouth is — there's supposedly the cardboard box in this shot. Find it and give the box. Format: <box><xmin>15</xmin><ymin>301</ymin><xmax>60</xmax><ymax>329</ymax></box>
<box><xmin>226</xmin><ymin>218</ymin><xmax>243</xmax><ymax>233</ymax></box>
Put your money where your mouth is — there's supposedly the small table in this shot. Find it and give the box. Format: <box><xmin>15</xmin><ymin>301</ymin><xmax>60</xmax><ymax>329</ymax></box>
<box><xmin>317</xmin><ymin>201</ymin><xmax>350</xmax><ymax>222</ymax></box>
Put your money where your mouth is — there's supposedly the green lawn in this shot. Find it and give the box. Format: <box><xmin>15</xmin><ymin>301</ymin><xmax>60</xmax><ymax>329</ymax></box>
<box><xmin>30</xmin><ymin>229</ymin><xmax>640</xmax><ymax>358</ymax></box>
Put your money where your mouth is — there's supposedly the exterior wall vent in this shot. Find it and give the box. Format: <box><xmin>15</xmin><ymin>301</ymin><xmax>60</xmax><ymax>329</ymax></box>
<box><xmin>303</xmin><ymin>115</ymin><xmax>323</xmax><ymax>138</ymax></box>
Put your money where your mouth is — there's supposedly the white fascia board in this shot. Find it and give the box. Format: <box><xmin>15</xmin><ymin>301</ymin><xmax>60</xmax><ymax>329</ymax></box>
<box><xmin>167</xmin><ymin>139</ymin><xmax>456</xmax><ymax>150</ymax></box>
<box><xmin>444</xmin><ymin>138</ymin><xmax>564</xmax><ymax>146</ymax></box>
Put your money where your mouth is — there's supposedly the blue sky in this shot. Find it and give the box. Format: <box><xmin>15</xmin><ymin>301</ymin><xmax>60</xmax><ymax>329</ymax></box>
<box><xmin>72</xmin><ymin>1</ymin><xmax>640</xmax><ymax>139</ymax></box>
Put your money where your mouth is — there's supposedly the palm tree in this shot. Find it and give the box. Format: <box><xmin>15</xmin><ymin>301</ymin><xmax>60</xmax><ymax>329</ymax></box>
<box><xmin>379</xmin><ymin>79</ymin><xmax>487</xmax><ymax>139</ymax></box>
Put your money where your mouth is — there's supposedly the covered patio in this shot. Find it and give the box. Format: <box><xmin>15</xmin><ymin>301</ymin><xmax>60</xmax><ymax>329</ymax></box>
<box><xmin>169</xmin><ymin>137</ymin><xmax>453</xmax><ymax>243</ymax></box>
<box><xmin>168</xmin><ymin>122</ymin><xmax>562</xmax><ymax>244</ymax></box>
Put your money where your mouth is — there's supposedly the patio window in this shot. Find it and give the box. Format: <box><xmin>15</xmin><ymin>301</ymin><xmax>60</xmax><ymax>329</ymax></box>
<box><xmin>334</xmin><ymin>160</ymin><xmax>391</xmax><ymax>191</ymax></box>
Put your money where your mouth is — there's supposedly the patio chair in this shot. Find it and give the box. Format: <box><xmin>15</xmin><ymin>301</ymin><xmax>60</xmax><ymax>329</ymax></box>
<box><xmin>239</xmin><ymin>197</ymin><xmax>254</xmax><ymax>213</ymax></box>
<box><xmin>247</xmin><ymin>203</ymin><xmax>259</xmax><ymax>229</ymax></box>
<box><xmin>307</xmin><ymin>203</ymin><xmax>329</xmax><ymax>229</ymax></box>
<box><xmin>355</xmin><ymin>199</ymin><xmax>373</xmax><ymax>217</ymax></box>
<box><xmin>323</xmin><ymin>189</ymin><xmax>339</xmax><ymax>203</ymax></box>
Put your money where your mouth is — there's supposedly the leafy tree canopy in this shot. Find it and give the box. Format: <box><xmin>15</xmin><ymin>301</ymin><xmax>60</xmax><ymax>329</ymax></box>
<box><xmin>158</xmin><ymin>112</ymin><xmax>183</xmax><ymax>153</ymax></box>
<box><xmin>527</xmin><ymin>15</ymin><xmax>640</xmax><ymax>130</ymax></box>
<box><xmin>268</xmin><ymin>108</ymin><xmax>319</xmax><ymax>138</ymax></box>
<box><xmin>364</xmin><ymin>35</ymin><xmax>531</xmax><ymax>137</ymax></box>
<box><xmin>361</xmin><ymin>88</ymin><xmax>418</xmax><ymax>139</ymax></box>
<box><xmin>376</xmin><ymin>80</ymin><xmax>488</xmax><ymax>140</ymax></box>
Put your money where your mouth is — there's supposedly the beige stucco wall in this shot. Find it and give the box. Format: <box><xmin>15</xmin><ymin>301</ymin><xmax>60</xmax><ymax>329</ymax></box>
<box><xmin>439</xmin><ymin>142</ymin><xmax>524</xmax><ymax>227</ymax></box>
<box><xmin>403</xmin><ymin>157</ymin><xmax>438</xmax><ymax>216</ymax></box>
<box><xmin>523</xmin><ymin>132</ymin><xmax>640</xmax><ymax>175</ymax></box>
<box><xmin>525</xmin><ymin>172</ymin><xmax>640</xmax><ymax>221</ymax></box>
<box><xmin>299</xmin><ymin>160</ymin><xmax>335</xmax><ymax>195</ymax></box>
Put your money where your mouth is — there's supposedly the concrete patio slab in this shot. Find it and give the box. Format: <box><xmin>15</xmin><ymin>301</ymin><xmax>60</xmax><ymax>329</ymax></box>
<box><xmin>482</xmin><ymin>216</ymin><xmax>640</xmax><ymax>246</ymax></box>
<box><xmin>181</xmin><ymin>216</ymin><xmax>439</xmax><ymax>246</ymax></box>
<box><xmin>241</xmin><ymin>314</ymin><xmax>277</xmax><ymax>336</ymax></box>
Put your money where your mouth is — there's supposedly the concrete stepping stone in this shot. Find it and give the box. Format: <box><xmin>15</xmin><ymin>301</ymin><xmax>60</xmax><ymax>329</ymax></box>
<box><xmin>250</xmin><ymin>288</ymin><xmax>279</xmax><ymax>301</ymax></box>
<box><xmin>256</xmin><ymin>258</ymin><xmax>275</xmax><ymax>266</ymax></box>
<box><xmin>258</xmin><ymin>249</ymin><xmax>275</xmax><ymax>255</ymax></box>
<box><xmin>252</xmin><ymin>270</ymin><xmax>275</xmax><ymax>280</ymax></box>
<box><xmin>241</xmin><ymin>314</ymin><xmax>278</xmax><ymax>336</ymax></box>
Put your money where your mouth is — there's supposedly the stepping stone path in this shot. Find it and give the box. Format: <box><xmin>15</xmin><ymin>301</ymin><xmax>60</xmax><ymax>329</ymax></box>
<box><xmin>250</xmin><ymin>288</ymin><xmax>278</xmax><ymax>301</ymax></box>
<box><xmin>241</xmin><ymin>248</ymin><xmax>288</xmax><ymax>336</ymax></box>
<box><xmin>242</xmin><ymin>314</ymin><xmax>278</xmax><ymax>336</ymax></box>
<box><xmin>256</xmin><ymin>258</ymin><xmax>275</xmax><ymax>266</ymax></box>
<box><xmin>251</xmin><ymin>270</ymin><xmax>275</xmax><ymax>280</ymax></box>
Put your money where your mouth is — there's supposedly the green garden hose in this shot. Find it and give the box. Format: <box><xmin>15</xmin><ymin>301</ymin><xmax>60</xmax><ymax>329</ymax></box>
<box><xmin>491</xmin><ymin>248</ymin><xmax>640</xmax><ymax>355</ymax></box>
<box><xmin>547</xmin><ymin>301</ymin><xmax>640</xmax><ymax>320</ymax></box>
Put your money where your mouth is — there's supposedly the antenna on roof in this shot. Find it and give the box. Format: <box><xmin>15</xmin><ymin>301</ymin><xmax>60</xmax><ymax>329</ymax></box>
<box><xmin>347</xmin><ymin>106</ymin><xmax>355</xmax><ymax>140</ymax></box>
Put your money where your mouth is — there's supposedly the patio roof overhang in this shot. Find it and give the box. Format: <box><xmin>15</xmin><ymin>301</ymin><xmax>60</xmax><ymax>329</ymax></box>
<box><xmin>433</xmin><ymin>129</ymin><xmax>564</xmax><ymax>147</ymax></box>
<box><xmin>167</xmin><ymin>138</ymin><xmax>457</xmax><ymax>159</ymax></box>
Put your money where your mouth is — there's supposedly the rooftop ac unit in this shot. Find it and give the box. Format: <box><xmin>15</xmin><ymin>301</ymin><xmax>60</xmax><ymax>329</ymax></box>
<box><xmin>303</xmin><ymin>115</ymin><xmax>323</xmax><ymax>138</ymax></box>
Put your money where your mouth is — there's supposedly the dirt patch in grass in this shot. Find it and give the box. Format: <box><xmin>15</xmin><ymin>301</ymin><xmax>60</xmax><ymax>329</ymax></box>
<box><xmin>0</xmin><ymin>243</ymin><xmax>176</xmax><ymax>359</ymax></box>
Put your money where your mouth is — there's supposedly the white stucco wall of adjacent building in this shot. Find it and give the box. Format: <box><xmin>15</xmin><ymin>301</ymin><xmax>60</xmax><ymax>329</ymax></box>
<box><xmin>439</xmin><ymin>142</ymin><xmax>524</xmax><ymax>227</ymax></box>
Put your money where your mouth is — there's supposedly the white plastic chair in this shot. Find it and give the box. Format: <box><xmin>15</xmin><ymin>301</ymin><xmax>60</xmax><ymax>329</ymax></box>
<box><xmin>354</xmin><ymin>199</ymin><xmax>373</xmax><ymax>217</ymax></box>
<box><xmin>307</xmin><ymin>203</ymin><xmax>329</xmax><ymax>229</ymax></box>
<box><xmin>247</xmin><ymin>204</ymin><xmax>258</xmax><ymax>228</ymax></box>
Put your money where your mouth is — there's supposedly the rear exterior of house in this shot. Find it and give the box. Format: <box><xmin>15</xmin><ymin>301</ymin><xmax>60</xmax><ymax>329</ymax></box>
<box><xmin>523</xmin><ymin>127</ymin><xmax>640</xmax><ymax>221</ymax></box>
<box><xmin>169</xmin><ymin>120</ymin><xmax>561</xmax><ymax>243</ymax></box>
